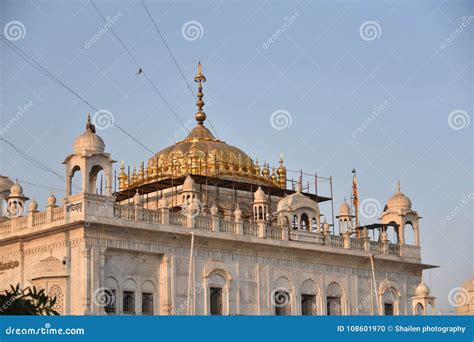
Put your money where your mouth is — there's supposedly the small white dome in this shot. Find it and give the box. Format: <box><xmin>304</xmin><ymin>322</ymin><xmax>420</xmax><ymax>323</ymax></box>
<box><xmin>182</xmin><ymin>175</ymin><xmax>196</xmax><ymax>192</ymax></box>
<box><xmin>415</xmin><ymin>281</ymin><xmax>430</xmax><ymax>297</ymax></box>
<box><xmin>234</xmin><ymin>203</ymin><xmax>242</xmax><ymax>220</ymax></box>
<box><xmin>254</xmin><ymin>186</ymin><xmax>266</xmax><ymax>202</ymax></box>
<box><xmin>10</xmin><ymin>180</ymin><xmax>24</xmax><ymax>196</ymax></box>
<box><xmin>0</xmin><ymin>175</ymin><xmax>14</xmax><ymax>193</ymax></box>
<box><xmin>277</xmin><ymin>190</ymin><xmax>319</xmax><ymax>213</ymax></box>
<box><xmin>339</xmin><ymin>200</ymin><xmax>351</xmax><ymax>216</ymax></box>
<box><xmin>387</xmin><ymin>181</ymin><xmax>412</xmax><ymax>211</ymax></box>
<box><xmin>133</xmin><ymin>191</ymin><xmax>141</xmax><ymax>205</ymax></box>
<box><xmin>47</xmin><ymin>193</ymin><xmax>57</xmax><ymax>207</ymax></box>
<box><xmin>158</xmin><ymin>196</ymin><xmax>169</xmax><ymax>208</ymax></box>
<box><xmin>73</xmin><ymin>115</ymin><xmax>105</xmax><ymax>155</ymax></box>
<box><xmin>322</xmin><ymin>219</ymin><xmax>330</xmax><ymax>231</ymax></box>
<box><xmin>29</xmin><ymin>198</ymin><xmax>38</xmax><ymax>212</ymax></box>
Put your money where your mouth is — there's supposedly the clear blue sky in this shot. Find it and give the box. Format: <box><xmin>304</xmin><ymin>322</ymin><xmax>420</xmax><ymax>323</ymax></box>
<box><xmin>1</xmin><ymin>0</ymin><xmax>472</xmax><ymax>313</ymax></box>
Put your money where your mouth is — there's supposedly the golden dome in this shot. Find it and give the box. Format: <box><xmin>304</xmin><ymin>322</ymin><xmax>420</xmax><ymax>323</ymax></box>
<box><xmin>119</xmin><ymin>63</ymin><xmax>287</xmax><ymax>191</ymax></box>
<box><xmin>146</xmin><ymin>124</ymin><xmax>276</xmax><ymax>186</ymax></box>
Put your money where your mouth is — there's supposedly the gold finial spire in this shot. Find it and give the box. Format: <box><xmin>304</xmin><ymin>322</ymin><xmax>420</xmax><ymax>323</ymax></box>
<box><xmin>194</xmin><ymin>62</ymin><xmax>207</xmax><ymax>125</ymax></box>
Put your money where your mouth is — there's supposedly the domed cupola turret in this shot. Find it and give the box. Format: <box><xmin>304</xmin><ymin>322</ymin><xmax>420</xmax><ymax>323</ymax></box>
<box><xmin>411</xmin><ymin>280</ymin><xmax>436</xmax><ymax>315</ymax></box>
<box><xmin>380</xmin><ymin>180</ymin><xmax>421</xmax><ymax>246</ymax></box>
<box><xmin>415</xmin><ymin>282</ymin><xmax>430</xmax><ymax>297</ymax></box>
<box><xmin>336</xmin><ymin>199</ymin><xmax>354</xmax><ymax>234</ymax></box>
<box><xmin>180</xmin><ymin>175</ymin><xmax>199</xmax><ymax>204</ymax></box>
<box><xmin>5</xmin><ymin>179</ymin><xmax>29</xmax><ymax>218</ymax></box>
<box><xmin>63</xmin><ymin>115</ymin><xmax>115</xmax><ymax>196</ymax></box>
<box><xmin>252</xmin><ymin>186</ymin><xmax>269</xmax><ymax>223</ymax></box>
<box><xmin>386</xmin><ymin>181</ymin><xmax>412</xmax><ymax>212</ymax></box>
<box><xmin>276</xmin><ymin>181</ymin><xmax>321</xmax><ymax>231</ymax></box>
<box><xmin>0</xmin><ymin>175</ymin><xmax>14</xmax><ymax>218</ymax></box>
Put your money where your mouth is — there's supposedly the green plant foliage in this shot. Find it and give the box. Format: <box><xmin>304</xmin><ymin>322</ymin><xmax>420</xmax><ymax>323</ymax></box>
<box><xmin>0</xmin><ymin>284</ymin><xmax>59</xmax><ymax>315</ymax></box>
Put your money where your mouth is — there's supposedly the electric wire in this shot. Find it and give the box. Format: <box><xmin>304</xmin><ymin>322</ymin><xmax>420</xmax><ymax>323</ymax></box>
<box><xmin>90</xmin><ymin>0</ymin><xmax>189</xmax><ymax>132</ymax></box>
<box><xmin>0</xmin><ymin>34</ymin><xmax>155</xmax><ymax>155</ymax></box>
<box><xmin>139</xmin><ymin>0</ymin><xmax>219</xmax><ymax>138</ymax></box>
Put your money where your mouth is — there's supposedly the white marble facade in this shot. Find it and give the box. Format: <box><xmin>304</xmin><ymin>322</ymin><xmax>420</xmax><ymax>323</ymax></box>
<box><xmin>0</xmin><ymin>115</ymin><xmax>436</xmax><ymax>316</ymax></box>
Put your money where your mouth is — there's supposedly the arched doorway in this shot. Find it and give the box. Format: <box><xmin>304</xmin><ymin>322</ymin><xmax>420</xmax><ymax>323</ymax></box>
<box><xmin>326</xmin><ymin>282</ymin><xmax>343</xmax><ymax>315</ymax></box>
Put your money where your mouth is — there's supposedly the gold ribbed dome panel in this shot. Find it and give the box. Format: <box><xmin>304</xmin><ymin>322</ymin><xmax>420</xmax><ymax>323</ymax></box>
<box><xmin>146</xmin><ymin>125</ymin><xmax>278</xmax><ymax>186</ymax></box>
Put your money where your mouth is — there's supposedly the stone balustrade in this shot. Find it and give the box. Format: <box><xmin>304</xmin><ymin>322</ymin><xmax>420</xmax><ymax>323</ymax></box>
<box><xmin>0</xmin><ymin>193</ymin><xmax>421</xmax><ymax>260</ymax></box>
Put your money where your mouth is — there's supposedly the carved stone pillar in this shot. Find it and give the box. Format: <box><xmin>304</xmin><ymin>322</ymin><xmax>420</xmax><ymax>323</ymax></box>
<box><xmin>80</xmin><ymin>246</ymin><xmax>92</xmax><ymax>315</ymax></box>
<box><xmin>160</xmin><ymin>255</ymin><xmax>173</xmax><ymax>315</ymax></box>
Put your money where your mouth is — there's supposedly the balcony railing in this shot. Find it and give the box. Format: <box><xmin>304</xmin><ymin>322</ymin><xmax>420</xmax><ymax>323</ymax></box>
<box><xmin>220</xmin><ymin>220</ymin><xmax>237</xmax><ymax>234</ymax></box>
<box><xmin>266</xmin><ymin>225</ymin><xmax>282</xmax><ymax>240</ymax></box>
<box><xmin>170</xmin><ymin>212</ymin><xmax>185</xmax><ymax>226</ymax></box>
<box><xmin>243</xmin><ymin>222</ymin><xmax>258</xmax><ymax>237</ymax></box>
<box><xmin>195</xmin><ymin>216</ymin><xmax>212</xmax><ymax>231</ymax></box>
<box><xmin>0</xmin><ymin>193</ymin><xmax>421</xmax><ymax>260</ymax></box>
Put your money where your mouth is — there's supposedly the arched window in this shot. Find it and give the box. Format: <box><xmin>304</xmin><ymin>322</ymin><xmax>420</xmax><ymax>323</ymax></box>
<box><xmin>258</xmin><ymin>206</ymin><xmax>263</xmax><ymax>220</ymax></box>
<box><xmin>207</xmin><ymin>271</ymin><xmax>228</xmax><ymax>316</ymax></box>
<box><xmin>142</xmin><ymin>280</ymin><xmax>155</xmax><ymax>315</ymax></box>
<box><xmin>301</xmin><ymin>280</ymin><xmax>318</xmax><ymax>315</ymax></box>
<box><xmin>292</xmin><ymin>215</ymin><xmax>298</xmax><ymax>229</ymax></box>
<box><xmin>70</xmin><ymin>165</ymin><xmax>82</xmax><ymax>195</ymax></box>
<box><xmin>300</xmin><ymin>213</ymin><xmax>309</xmax><ymax>231</ymax></box>
<box><xmin>273</xmin><ymin>277</ymin><xmax>292</xmax><ymax>316</ymax></box>
<box><xmin>382</xmin><ymin>287</ymin><xmax>399</xmax><ymax>315</ymax></box>
<box><xmin>104</xmin><ymin>277</ymin><xmax>118</xmax><ymax>315</ymax></box>
<box><xmin>311</xmin><ymin>218</ymin><xmax>318</xmax><ymax>232</ymax></box>
<box><xmin>123</xmin><ymin>278</ymin><xmax>137</xmax><ymax>315</ymax></box>
<box><xmin>89</xmin><ymin>165</ymin><xmax>105</xmax><ymax>195</ymax></box>
<box><xmin>326</xmin><ymin>282</ymin><xmax>343</xmax><ymax>316</ymax></box>
<box><xmin>404</xmin><ymin>222</ymin><xmax>416</xmax><ymax>245</ymax></box>
<box><xmin>415</xmin><ymin>303</ymin><xmax>423</xmax><ymax>315</ymax></box>
<box><xmin>273</xmin><ymin>290</ymin><xmax>291</xmax><ymax>316</ymax></box>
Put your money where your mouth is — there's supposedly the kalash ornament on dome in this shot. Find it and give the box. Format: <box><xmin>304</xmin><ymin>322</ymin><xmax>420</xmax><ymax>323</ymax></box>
<box><xmin>118</xmin><ymin>63</ymin><xmax>287</xmax><ymax>191</ymax></box>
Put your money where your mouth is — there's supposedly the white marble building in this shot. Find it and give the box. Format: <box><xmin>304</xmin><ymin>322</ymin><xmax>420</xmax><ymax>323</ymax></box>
<box><xmin>0</xmin><ymin>65</ymin><xmax>436</xmax><ymax>316</ymax></box>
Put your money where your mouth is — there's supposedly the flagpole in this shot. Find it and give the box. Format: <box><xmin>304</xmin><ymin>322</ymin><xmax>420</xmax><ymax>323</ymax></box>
<box><xmin>352</xmin><ymin>168</ymin><xmax>359</xmax><ymax>227</ymax></box>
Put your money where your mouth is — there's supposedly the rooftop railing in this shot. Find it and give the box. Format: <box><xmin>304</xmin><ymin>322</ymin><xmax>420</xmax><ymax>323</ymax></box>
<box><xmin>0</xmin><ymin>193</ymin><xmax>421</xmax><ymax>260</ymax></box>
